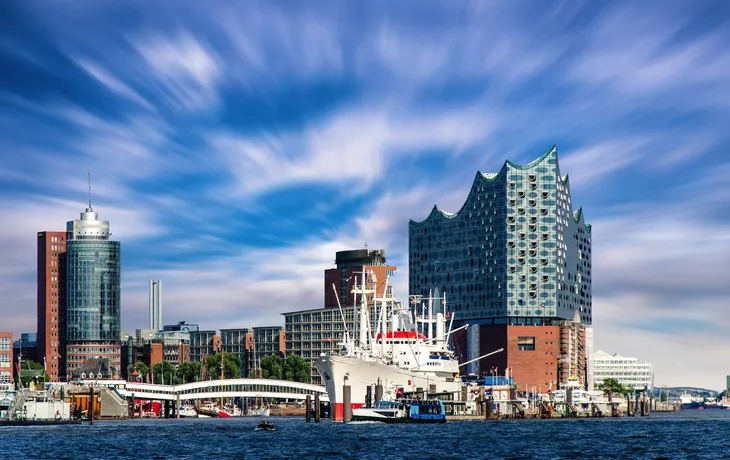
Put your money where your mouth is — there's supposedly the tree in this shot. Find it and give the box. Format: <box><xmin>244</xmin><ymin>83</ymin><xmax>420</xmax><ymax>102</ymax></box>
<box><xmin>283</xmin><ymin>355</ymin><xmax>311</xmax><ymax>383</ymax></box>
<box><xmin>17</xmin><ymin>360</ymin><xmax>50</xmax><ymax>388</ymax></box>
<box><xmin>260</xmin><ymin>354</ymin><xmax>283</xmax><ymax>380</ymax></box>
<box><xmin>177</xmin><ymin>361</ymin><xmax>202</xmax><ymax>383</ymax></box>
<box><xmin>127</xmin><ymin>362</ymin><xmax>149</xmax><ymax>381</ymax></box>
<box><xmin>597</xmin><ymin>378</ymin><xmax>624</xmax><ymax>400</ymax></box>
<box><xmin>151</xmin><ymin>361</ymin><xmax>180</xmax><ymax>385</ymax></box>
<box><xmin>204</xmin><ymin>352</ymin><xmax>241</xmax><ymax>380</ymax></box>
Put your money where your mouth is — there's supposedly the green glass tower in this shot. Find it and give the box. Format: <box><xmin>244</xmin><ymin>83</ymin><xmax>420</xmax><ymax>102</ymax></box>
<box><xmin>64</xmin><ymin>202</ymin><xmax>121</xmax><ymax>379</ymax></box>
<box><xmin>409</xmin><ymin>145</ymin><xmax>592</xmax><ymax>326</ymax></box>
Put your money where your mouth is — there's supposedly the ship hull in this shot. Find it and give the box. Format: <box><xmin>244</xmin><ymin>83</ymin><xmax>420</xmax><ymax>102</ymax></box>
<box><xmin>681</xmin><ymin>402</ymin><xmax>703</xmax><ymax>410</ymax></box>
<box><xmin>316</xmin><ymin>354</ymin><xmax>460</xmax><ymax>421</ymax></box>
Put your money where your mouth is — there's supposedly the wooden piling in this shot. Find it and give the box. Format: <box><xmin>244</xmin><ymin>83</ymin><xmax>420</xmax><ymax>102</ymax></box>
<box><xmin>314</xmin><ymin>394</ymin><xmax>321</xmax><ymax>423</ymax></box>
<box><xmin>89</xmin><ymin>387</ymin><xmax>95</xmax><ymax>425</ymax></box>
<box><xmin>305</xmin><ymin>395</ymin><xmax>312</xmax><ymax>422</ymax></box>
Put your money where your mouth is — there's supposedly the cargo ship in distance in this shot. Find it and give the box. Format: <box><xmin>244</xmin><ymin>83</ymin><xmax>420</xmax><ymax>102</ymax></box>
<box><xmin>315</xmin><ymin>271</ymin><xmax>502</xmax><ymax>421</ymax></box>
<box><xmin>680</xmin><ymin>393</ymin><xmax>730</xmax><ymax>410</ymax></box>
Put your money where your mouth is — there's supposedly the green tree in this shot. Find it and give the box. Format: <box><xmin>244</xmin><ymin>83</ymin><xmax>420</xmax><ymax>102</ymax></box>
<box><xmin>177</xmin><ymin>361</ymin><xmax>202</xmax><ymax>383</ymax></box>
<box><xmin>127</xmin><ymin>362</ymin><xmax>149</xmax><ymax>381</ymax></box>
<box><xmin>597</xmin><ymin>378</ymin><xmax>624</xmax><ymax>400</ymax></box>
<box><xmin>17</xmin><ymin>360</ymin><xmax>50</xmax><ymax>388</ymax></box>
<box><xmin>204</xmin><ymin>352</ymin><xmax>241</xmax><ymax>380</ymax></box>
<box><xmin>151</xmin><ymin>361</ymin><xmax>180</xmax><ymax>385</ymax></box>
<box><xmin>283</xmin><ymin>354</ymin><xmax>311</xmax><ymax>383</ymax></box>
<box><xmin>260</xmin><ymin>354</ymin><xmax>283</xmax><ymax>380</ymax></box>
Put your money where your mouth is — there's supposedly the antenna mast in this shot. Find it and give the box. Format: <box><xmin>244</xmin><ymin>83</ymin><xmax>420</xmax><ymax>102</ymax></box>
<box><xmin>87</xmin><ymin>166</ymin><xmax>92</xmax><ymax>209</ymax></box>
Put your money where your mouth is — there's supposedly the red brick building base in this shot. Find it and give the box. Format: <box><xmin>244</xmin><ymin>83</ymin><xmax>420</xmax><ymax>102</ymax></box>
<box><xmin>455</xmin><ymin>323</ymin><xmax>585</xmax><ymax>392</ymax></box>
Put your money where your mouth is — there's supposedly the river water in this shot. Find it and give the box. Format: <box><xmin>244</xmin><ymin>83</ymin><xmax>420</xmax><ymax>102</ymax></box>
<box><xmin>2</xmin><ymin>411</ymin><xmax>728</xmax><ymax>459</ymax></box>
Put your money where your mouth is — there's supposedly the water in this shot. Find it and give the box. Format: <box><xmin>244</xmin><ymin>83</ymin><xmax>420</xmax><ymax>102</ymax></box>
<box><xmin>2</xmin><ymin>411</ymin><xmax>729</xmax><ymax>459</ymax></box>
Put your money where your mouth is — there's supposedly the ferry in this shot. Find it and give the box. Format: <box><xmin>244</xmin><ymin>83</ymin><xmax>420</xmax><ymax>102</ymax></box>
<box><xmin>352</xmin><ymin>399</ymin><xmax>446</xmax><ymax>424</ymax></box>
<box><xmin>316</xmin><ymin>273</ymin><xmax>502</xmax><ymax>420</ymax></box>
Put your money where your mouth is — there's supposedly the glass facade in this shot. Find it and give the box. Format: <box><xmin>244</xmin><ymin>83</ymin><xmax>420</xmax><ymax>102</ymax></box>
<box><xmin>409</xmin><ymin>146</ymin><xmax>592</xmax><ymax>326</ymax></box>
<box><xmin>65</xmin><ymin>240</ymin><xmax>121</xmax><ymax>343</ymax></box>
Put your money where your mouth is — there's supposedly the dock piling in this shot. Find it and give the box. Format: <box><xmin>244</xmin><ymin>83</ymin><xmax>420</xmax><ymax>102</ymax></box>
<box><xmin>305</xmin><ymin>395</ymin><xmax>312</xmax><ymax>422</ymax></box>
<box><xmin>375</xmin><ymin>379</ymin><xmax>383</xmax><ymax>402</ymax></box>
<box><xmin>89</xmin><ymin>386</ymin><xmax>95</xmax><ymax>425</ymax></box>
<box><xmin>314</xmin><ymin>394</ymin><xmax>321</xmax><ymax>422</ymax></box>
<box><xmin>343</xmin><ymin>385</ymin><xmax>352</xmax><ymax>423</ymax></box>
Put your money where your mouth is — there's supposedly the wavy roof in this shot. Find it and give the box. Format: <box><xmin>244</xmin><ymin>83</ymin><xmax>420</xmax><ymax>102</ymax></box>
<box><xmin>410</xmin><ymin>145</ymin><xmax>591</xmax><ymax>233</ymax></box>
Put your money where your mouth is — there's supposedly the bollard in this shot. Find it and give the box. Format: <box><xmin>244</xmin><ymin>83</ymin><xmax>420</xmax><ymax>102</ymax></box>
<box><xmin>314</xmin><ymin>394</ymin><xmax>321</xmax><ymax>423</ymax></box>
<box><xmin>343</xmin><ymin>385</ymin><xmax>352</xmax><ymax>423</ymax></box>
<box><xmin>375</xmin><ymin>379</ymin><xmax>383</xmax><ymax>402</ymax></box>
<box><xmin>305</xmin><ymin>395</ymin><xmax>312</xmax><ymax>422</ymax></box>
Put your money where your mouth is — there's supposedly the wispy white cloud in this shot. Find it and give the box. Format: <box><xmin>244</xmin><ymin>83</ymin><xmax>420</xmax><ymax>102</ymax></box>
<box><xmin>559</xmin><ymin>139</ymin><xmax>649</xmax><ymax>188</ymax></box>
<box><xmin>76</xmin><ymin>59</ymin><xmax>155</xmax><ymax>111</ymax></box>
<box><xmin>569</xmin><ymin>2</ymin><xmax>730</xmax><ymax>107</ymax></box>
<box><xmin>211</xmin><ymin>105</ymin><xmax>493</xmax><ymax>195</ymax></box>
<box><xmin>131</xmin><ymin>31</ymin><xmax>222</xmax><ymax>111</ymax></box>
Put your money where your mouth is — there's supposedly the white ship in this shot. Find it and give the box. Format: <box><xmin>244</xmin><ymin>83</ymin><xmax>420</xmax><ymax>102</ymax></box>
<box><xmin>316</xmin><ymin>272</ymin><xmax>501</xmax><ymax>420</ymax></box>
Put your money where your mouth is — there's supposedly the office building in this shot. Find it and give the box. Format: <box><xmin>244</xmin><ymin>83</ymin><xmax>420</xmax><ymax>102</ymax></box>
<box><xmin>252</xmin><ymin>326</ymin><xmax>285</xmax><ymax>364</ymax></box>
<box><xmin>64</xmin><ymin>200</ymin><xmax>122</xmax><ymax>379</ymax></box>
<box><xmin>220</xmin><ymin>328</ymin><xmax>253</xmax><ymax>377</ymax></box>
<box><xmin>284</xmin><ymin>306</ymin><xmax>356</xmax><ymax>384</ymax></box>
<box><xmin>0</xmin><ymin>332</ymin><xmax>13</xmax><ymax>390</ymax></box>
<box><xmin>324</xmin><ymin>249</ymin><xmax>396</xmax><ymax>308</ymax></box>
<box><xmin>409</xmin><ymin>146</ymin><xmax>593</xmax><ymax>389</ymax></box>
<box><xmin>162</xmin><ymin>321</ymin><xmax>199</xmax><ymax>333</ymax></box>
<box><xmin>593</xmin><ymin>350</ymin><xmax>654</xmax><ymax>391</ymax></box>
<box><xmin>188</xmin><ymin>330</ymin><xmax>219</xmax><ymax>364</ymax></box>
<box><xmin>149</xmin><ymin>279</ymin><xmax>162</xmax><ymax>331</ymax></box>
<box><xmin>37</xmin><ymin>231</ymin><xmax>67</xmax><ymax>381</ymax></box>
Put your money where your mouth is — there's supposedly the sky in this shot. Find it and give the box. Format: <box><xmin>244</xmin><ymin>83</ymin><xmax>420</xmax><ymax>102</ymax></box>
<box><xmin>0</xmin><ymin>0</ymin><xmax>729</xmax><ymax>390</ymax></box>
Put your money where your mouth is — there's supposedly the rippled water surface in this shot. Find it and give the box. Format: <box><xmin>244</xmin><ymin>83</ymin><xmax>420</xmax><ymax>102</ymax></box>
<box><xmin>2</xmin><ymin>411</ymin><xmax>729</xmax><ymax>459</ymax></box>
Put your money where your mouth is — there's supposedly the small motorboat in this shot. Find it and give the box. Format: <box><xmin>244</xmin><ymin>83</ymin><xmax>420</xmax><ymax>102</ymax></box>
<box><xmin>255</xmin><ymin>421</ymin><xmax>275</xmax><ymax>431</ymax></box>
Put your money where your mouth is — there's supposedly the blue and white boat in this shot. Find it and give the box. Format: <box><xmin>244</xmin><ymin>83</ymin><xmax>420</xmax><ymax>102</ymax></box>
<box><xmin>352</xmin><ymin>399</ymin><xmax>446</xmax><ymax>424</ymax></box>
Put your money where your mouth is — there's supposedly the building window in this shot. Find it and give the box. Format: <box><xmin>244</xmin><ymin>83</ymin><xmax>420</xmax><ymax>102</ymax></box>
<box><xmin>518</xmin><ymin>337</ymin><xmax>535</xmax><ymax>351</ymax></box>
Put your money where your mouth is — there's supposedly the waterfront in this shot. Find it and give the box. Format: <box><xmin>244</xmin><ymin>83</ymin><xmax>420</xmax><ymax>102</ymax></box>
<box><xmin>2</xmin><ymin>411</ymin><xmax>729</xmax><ymax>459</ymax></box>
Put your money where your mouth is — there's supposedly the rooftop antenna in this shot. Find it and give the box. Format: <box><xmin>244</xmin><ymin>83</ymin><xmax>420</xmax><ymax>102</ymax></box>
<box><xmin>87</xmin><ymin>166</ymin><xmax>92</xmax><ymax>210</ymax></box>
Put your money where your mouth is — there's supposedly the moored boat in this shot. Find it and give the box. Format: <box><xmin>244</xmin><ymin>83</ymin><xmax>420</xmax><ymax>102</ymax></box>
<box><xmin>352</xmin><ymin>399</ymin><xmax>446</xmax><ymax>424</ymax></box>
<box><xmin>316</xmin><ymin>273</ymin><xmax>502</xmax><ymax>421</ymax></box>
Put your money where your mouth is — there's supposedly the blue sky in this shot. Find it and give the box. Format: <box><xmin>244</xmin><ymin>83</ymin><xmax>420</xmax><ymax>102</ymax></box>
<box><xmin>1</xmin><ymin>1</ymin><xmax>729</xmax><ymax>389</ymax></box>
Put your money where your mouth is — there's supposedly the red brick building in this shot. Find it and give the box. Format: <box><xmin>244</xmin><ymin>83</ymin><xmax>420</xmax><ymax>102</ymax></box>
<box><xmin>0</xmin><ymin>332</ymin><xmax>13</xmax><ymax>389</ymax></box>
<box><xmin>455</xmin><ymin>321</ymin><xmax>587</xmax><ymax>392</ymax></box>
<box><xmin>324</xmin><ymin>249</ymin><xmax>396</xmax><ymax>308</ymax></box>
<box><xmin>37</xmin><ymin>231</ymin><xmax>67</xmax><ymax>381</ymax></box>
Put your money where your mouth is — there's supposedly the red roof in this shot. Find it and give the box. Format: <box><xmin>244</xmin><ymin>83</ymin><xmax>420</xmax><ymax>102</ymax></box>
<box><xmin>375</xmin><ymin>331</ymin><xmax>427</xmax><ymax>340</ymax></box>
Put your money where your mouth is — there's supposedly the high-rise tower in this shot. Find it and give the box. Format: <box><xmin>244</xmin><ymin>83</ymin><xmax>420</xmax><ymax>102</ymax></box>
<box><xmin>409</xmin><ymin>146</ymin><xmax>592</xmax><ymax>389</ymax></box>
<box><xmin>149</xmin><ymin>280</ymin><xmax>162</xmax><ymax>331</ymax></box>
<box><xmin>37</xmin><ymin>231</ymin><xmax>67</xmax><ymax>381</ymax></box>
<box><xmin>64</xmin><ymin>180</ymin><xmax>121</xmax><ymax>380</ymax></box>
